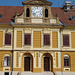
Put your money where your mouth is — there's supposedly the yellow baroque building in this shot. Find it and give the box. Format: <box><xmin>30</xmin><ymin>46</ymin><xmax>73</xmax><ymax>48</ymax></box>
<box><xmin>0</xmin><ymin>0</ymin><xmax>75</xmax><ymax>75</ymax></box>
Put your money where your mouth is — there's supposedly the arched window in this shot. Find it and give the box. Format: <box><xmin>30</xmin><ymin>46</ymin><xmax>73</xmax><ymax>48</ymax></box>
<box><xmin>45</xmin><ymin>9</ymin><xmax>48</xmax><ymax>17</ymax></box>
<box><xmin>26</xmin><ymin>8</ymin><xmax>30</xmax><ymax>17</ymax></box>
<box><xmin>4</xmin><ymin>56</ymin><xmax>10</xmax><ymax>66</ymax></box>
<box><xmin>64</xmin><ymin>55</ymin><xmax>70</xmax><ymax>67</ymax></box>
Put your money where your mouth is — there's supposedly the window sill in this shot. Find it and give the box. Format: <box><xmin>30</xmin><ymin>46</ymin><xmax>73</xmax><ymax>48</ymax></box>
<box><xmin>43</xmin><ymin>45</ymin><xmax>50</xmax><ymax>47</ymax></box>
<box><xmin>23</xmin><ymin>45</ymin><xmax>31</xmax><ymax>46</ymax></box>
<box><xmin>4</xmin><ymin>45</ymin><xmax>11</xmax><ymax>46</ymax></box>
<box><xmin>43</xmin><ymin>45</ymin><xmax>51</xmax><ymax>49</ymax></box>
<box><xmin>63</xmin><ymin>66</ymin><xmax>70</xmax><ymax>68</ymax></box>
<box><xmin>3</xmin><ymin>66</ymin><xmax>10</xmax><ymax>67</ymax></box>
<box><xmin>62</xmin><ymin>46</ymin><xmax>70</xmax><ymax>49</ymax></box>
<box><xmin>64</xmin><ymin>67</ymin><xmax>70</xmax><ymax>71</ymax></box>
<box><xmin>3</xmin><ymin>67</ymin><xmax>10</xmax><ymax>71</ymax></box>
<box><xmin>3</xmin><ymin>45</ymin><xmax>12</xmax><ymax>48</ymax></box>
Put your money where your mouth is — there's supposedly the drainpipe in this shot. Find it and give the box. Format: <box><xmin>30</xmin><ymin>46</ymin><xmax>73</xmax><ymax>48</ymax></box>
<box><xmin>11</xmin><ymin>24</ymin><xmax>14</xmax><ymax>75</ymax></box>
<box><xmin>60</xmin><ymin>24</ymin><xmax>65</xmax><ymax>75</ymax></box>
<box><xmin>60</xmin><ymin>28</ymin><xmax>63</xmax><ymax>75</ymax></box>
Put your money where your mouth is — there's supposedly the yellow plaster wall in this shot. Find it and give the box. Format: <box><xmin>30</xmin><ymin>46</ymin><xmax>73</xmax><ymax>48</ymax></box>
<box><xmin>13</xmin><ymin>68</ymin><xmax>21</xmax><ymax>71</ymax></box>
<box><xmin>71</xmin><ymin>32</ymin><xmax>75</xmax><ymax>48</ymax></box>
<box><xmin>0</xmin><ymin>31</ymin><xmax>3</xmax><ymax>47</ymax></box>
<box><xmin>62</xmin><ymin>52</ymin><xmax>75</xmax><ymax>71</ymax></box>
<box><xmin>33</xmin><ymin>68</ymin><xmax>42</xmax><ymax>72</ymax></box>
<box><xmin>56</xmin><ymin>53</ymin><xmax>58</xmax><ymax>67</ymax></box>
<box><xmin>33</xmin><ymin>31</ymin><xmax>41</xmax><ymax>48</ymax></box>
<box><xmin>41</xmin><ymin>55</ymin><xmax>43</xmax><ymax>72</ymax></box>
<box><xmin>53</xmin><ymin>68</ymin><xmax>61</xmax><ymax>71</ymax></box>
<box><xmin>36</xmin><ymin>52</ymin><xmax>38</xmax><ymax>67</ymax></box>
<box><xmin>16</xmin><ymin>52</ymin><xmax>18</xmax><ymax>67</ymax></box>
<box><xmin>16</xmin><ymin>31</ymin><xmax>22</xmax><ymax>48</ymax></box>
<box><xmin>52</xmin><ymin>32</ymin><xmax>58</xmax><ymax>48</ymax></box>
<box><xmin>0</xmin><ymin>51</ymin><xmax>12</xmax><ymax>71</ymax></box>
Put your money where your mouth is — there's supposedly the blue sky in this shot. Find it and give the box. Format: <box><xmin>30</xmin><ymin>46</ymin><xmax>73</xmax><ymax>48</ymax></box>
<box><xmin>0</xmin><ymin>0</ymin><xmax>74</xmax><ymax>7</ymax></box>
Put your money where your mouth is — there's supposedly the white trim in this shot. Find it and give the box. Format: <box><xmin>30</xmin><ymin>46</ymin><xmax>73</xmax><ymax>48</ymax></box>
<box><xmin>62</xmin><ymin>34</ymin><xmax>70</xmax><ymax>49</ymax></box>
<box><xmin>58</xmin><ymin>52</ymin><xmax>61</xmax><ymax>68</ymax></box>
<box><xmin>64</xmin><ymin>55</ymin><xmax>69</xmax><ymax>57</ymax></box>
<box><xmin>64</xmin><ymin>68</ymin><xmax>70</xmax><ymax>71</ymax></box>
<box><xmin>4</xmin><ymin>54</ymin><xmax>10</xmax><ymax>57</ymax></box>
<box><xmin>51</xmin><ymin>31</ymin><xmax>52</xmax><ymax>49</ymax></box>
<box><xmin>13</xmin><ymin>52</ymin><xmax>16</xmax><ymax>68</ymax></box>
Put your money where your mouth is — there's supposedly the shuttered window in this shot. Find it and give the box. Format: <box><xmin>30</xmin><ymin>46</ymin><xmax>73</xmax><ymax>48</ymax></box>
<box><xmin>63</xmin><ymin>34</ymin><xmax>69</xmax><ymax>46</ymax></box>
<box><xmin>5</xmin><ymin>33</ymin><xmax>11</xmax><ymax>45</ymax></box>
<box><xmin>44</xmin><ymin>34</ymin><xmax>50</xmax><ymax>45</ymax></box>
<box><xmin>24</xmin><ymin>34</ymin><xmax>31</xmax><ymax>45</ymax></box>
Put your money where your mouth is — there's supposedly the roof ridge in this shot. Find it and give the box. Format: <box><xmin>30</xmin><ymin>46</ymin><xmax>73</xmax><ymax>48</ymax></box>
<box><xmin>0</xmin><ymin>6</ymin><xmax>23</xmax><ymax>7</ymax></box>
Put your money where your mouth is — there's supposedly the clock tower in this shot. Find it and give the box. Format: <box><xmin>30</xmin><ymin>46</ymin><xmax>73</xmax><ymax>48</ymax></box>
<box><xmin>15</xmin><ymin>0</ymin><xmax>59</xmax><ymax>25</ymax></box>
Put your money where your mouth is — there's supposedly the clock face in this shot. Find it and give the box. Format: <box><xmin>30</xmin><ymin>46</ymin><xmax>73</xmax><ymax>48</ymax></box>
<box><xmin>32</xmin><ymin>7</ymin><xmax>43</xmax><ymax>17</ymax></box>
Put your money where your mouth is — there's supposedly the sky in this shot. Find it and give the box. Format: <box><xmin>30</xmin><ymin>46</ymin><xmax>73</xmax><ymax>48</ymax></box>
<box><xmin>0</xmin><ymin>0</ymin><xmax>74</xmax><ymax>7</ymax></box>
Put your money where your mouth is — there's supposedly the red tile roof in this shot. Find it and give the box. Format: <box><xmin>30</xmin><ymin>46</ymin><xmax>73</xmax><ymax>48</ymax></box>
<box><xmin>51</xmin><ymin>7</ymin><xmax>75</xmax><ymax>25</ymax></box>
<box><xmin>0</xmin><ymin>6</ymin><xmax>75</xmax><ymax>25</ymax></box>
<box><xmin>0</xmin><ymin>6</ymin><xmax>23</xmax><ymax>24</ymax></box>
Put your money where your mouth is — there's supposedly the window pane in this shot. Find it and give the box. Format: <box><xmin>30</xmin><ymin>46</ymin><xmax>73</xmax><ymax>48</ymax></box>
<box><xmin>24</xmin><ymin>34</ymin><xmax>31</xmax><ymax>45</ymax></box>
<box><xmin>63</xmin><ymin>35</ymin><xmax>69</xmax><ymax>46</ymax></box>
<box><xmin>67</xmin><ymin>61</ymin><xmax>69</xmax><ymax>66</ymax></box>
<box><xmin>44</xmin><ymin>34</ymin><xmax>50</xmax><ymax>45</ymax></box>
<box><xmin>4</xmin><ymin>57</ymin><xmax>10</xmax><ymax>66</ymax></box>
<box><xmin>45</xmin><ymin>9</ymin><xmax>48</xmax><ymax>17</ymax></box>
<box><xmin>4</xmin><ymin>60</ymin><xmax>7</xmax><ymax>66</ymax></box>
<box><xmin>26</xmin><ymin>8</ymin><xmax>30</xmax><ymax>17</ymax></box>
<box><xmin>7</xmin><ymin>57</ymin><xmax>10</xmax><ymax>66</ymax></box>
<box><xmin>5</xmin><ymin>33</ymin><xmax>11</xmax><ymax>45</ymax></box>
<box><xmin>64</xmin><ymin>57</ymin><xmax>70</xmax><ymax>67</ymax></box>
<box><xmin>64</xmin><ymin>61</ymin><xmax>66</xmax><ymax>66</ymax></box>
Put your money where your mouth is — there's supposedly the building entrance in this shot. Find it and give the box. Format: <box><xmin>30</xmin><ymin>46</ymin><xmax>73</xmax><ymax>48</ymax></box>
<box><xmin>44</xmin><ymin>57</ymin><xmax>50</xmax><ymax>71</ymax></box>
<box><xmin>24</xmin><ymin>57</ymin><xmax>30</xmax><ymax>71</ymax></box>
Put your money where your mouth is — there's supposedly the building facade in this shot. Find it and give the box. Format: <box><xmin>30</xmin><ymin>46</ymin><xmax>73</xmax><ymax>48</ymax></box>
<box><xmin>0</xmin><ymin>0</ymin><xmax>75</xmax><ymax>75</ymax></box>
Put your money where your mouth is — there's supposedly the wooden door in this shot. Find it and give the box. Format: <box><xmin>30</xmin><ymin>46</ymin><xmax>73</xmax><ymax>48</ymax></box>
<box><xmin>44</xmin><ymin>57</ymin><xmax>50</xmax><ymax>71</ymax></box>
<box><xmin>24</xmin><ymin>57</ymin><xmax>30</xmax><ymax>71</ymax></box>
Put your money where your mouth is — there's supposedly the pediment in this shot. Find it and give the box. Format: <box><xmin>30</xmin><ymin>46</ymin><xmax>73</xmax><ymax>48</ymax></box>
<box><xmin>22</xmin><ymin>0</ymin><xmax>52</xmax><ymax>6</ymax></box>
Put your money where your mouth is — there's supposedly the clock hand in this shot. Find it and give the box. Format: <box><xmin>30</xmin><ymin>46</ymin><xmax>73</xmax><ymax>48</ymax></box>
<box><xmin>36</xmin><ymin>11</ymin><xmax>40</xmax><ymax>13</ymax></box>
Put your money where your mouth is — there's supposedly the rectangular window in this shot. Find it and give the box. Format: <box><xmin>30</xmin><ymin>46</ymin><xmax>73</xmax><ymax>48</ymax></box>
<box><xmin>44</xmin><ymin>34</ymin><xmax>50</xmax><ymax>45</ymax></box>
<box><xmin>24</xmin><ymin>34</ymin><xmax>31</xmax><ymax>45</ymax></box>
<box><xmin>5</xmin><ymin>72</ymin><xmax>9</xmax><ymax>75</ymax></box>
<box><xmin>63</xmin><ymin>34</ymin><xmax>69</xmax><ymax>46</ymax></box>
<box><xmin>5</xmin><ymin>33</ymin><xmax>11</xmax><ymax>45</ymax></box>
<box><xmin>64</xmin><ymin>57</ymin><xmax>70</xmax><ymax>67</ymax></box>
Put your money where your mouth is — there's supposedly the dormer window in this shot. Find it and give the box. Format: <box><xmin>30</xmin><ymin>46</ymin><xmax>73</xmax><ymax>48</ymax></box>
<box><xmin>26</xmin><ymin>8</ymin><xmax>30</xmax><ymax>17</ymax></box>
<box><xmin>70</xmin><ymin>16</ymin><xmax>75</xmax><ymax>20</ymax></box>
<box><xmin>45</xmin><ymin>9</ymin><xmax>48</xmax><ymax>17</ymax></box>
<box><xmin>0</xmin><ymin>14</ymin><xmax>3</xmax><ymax>18</ymax></box>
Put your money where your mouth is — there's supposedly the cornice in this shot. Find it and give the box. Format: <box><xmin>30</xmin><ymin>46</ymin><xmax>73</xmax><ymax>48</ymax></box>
<box><xmin>22</xmin><ymin>0</ymin><xmax>52</xmax><ymax>6</ymax></box>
